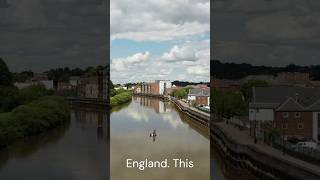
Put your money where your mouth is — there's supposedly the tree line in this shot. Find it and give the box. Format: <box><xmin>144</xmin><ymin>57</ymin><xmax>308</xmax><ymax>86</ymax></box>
<box><xmin>212</xmin><ymin>80</ymin><xmax>269</xmax><ymax>119</ymax></box>
<box><xmin>211</xmin><ymin>60</ymin><xmax>320</xmax><ymax>80</ymax></box>
<box><xmin>0</xmin><ymin>58</ymin><xmax>70</xmax><ymax>148</ymax></box>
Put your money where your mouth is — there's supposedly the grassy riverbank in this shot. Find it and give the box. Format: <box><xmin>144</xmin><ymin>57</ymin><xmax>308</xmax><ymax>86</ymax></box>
<box><xmin>110</xmin><ymin>91</ymin><xmax>132</xmax><ymax>107</ymax></box>
<box><xmin>0</xmin><ymin>96</ymin><xmax>70</xmax><ymax>148</ymax></box>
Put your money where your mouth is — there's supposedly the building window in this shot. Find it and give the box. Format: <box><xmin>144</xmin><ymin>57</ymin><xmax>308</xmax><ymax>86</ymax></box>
<box><xmin>282</xmin><ymin>123</ymin><xmax>288</xmax><ymax>129</ymax></box>
<box><xmin>282</xmin><ymin>112</ymin><xmax>289</xmax><ymax>118</ymax></box>
<box><xmin>295</xmin><ymin>112</ymin><xmax>301</xmax><ymax>118</ymax></box>
<box><xmin>297</xmin><ymin>123</ymin><xmax>304</xmax><ymax>129</ymax></box>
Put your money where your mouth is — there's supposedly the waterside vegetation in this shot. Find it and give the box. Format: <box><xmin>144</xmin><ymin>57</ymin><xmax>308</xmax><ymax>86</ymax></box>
<box><xmin>0</xmin><ymin>58</ymin><xmax>70</xmax><ymax>149</ymax></box>
<box><xmin>0</xmin><ymin>96</ymin><xmax>70</xmax><ymax>148</ymax></box>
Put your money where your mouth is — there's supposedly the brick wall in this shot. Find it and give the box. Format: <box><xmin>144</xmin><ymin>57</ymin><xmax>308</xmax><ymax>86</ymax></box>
<box><xmin>150</xmin><ymin>83</ymin><xmax>160</xmax><ymax>95</ymax></box>
<box><xmin>196</xmin><ymin>96</ymin><xmax>209</xmax><ymax>106</ymax></box>
<box><xmin>274</xmin><ymin>111</ymin><xmax>313</xmax><ymax>140</ymax></box>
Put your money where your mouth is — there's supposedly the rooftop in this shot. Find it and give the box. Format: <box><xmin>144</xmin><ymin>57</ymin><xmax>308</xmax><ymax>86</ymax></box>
<box><xmin>250</xmin><ymin>86</ymin><xmax>320</xmax><ymax>111</ymax></box>
<box><xmin>188</xmin><ymin>88</ymin><xmax>210</xmax><ymax>97</ymax></box>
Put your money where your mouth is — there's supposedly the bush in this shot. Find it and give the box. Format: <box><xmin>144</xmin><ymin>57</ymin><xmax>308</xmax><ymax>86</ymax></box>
<box><xmin>0</xmin><ymin>86</ymin><xmax>20</xmax><ymax>112</ymax></box>
<box><xmin>18</xmin><ymin>84</ymin><xmax>53</xmax><ymax>104</ymax></box>
<box><xmin>110</xmin><ymin>91</ymin><xmax>132</xmax><ymax>107</ymax></box>
<box><xmin>212</xmin><ymin>89</ymin><xmax>247</xmax><ymax>118</ymax></box>
<box><xmin>170</xmin><ymin>87</ymin><xmax>193</xmax><ymax>99</ymax></box>
<box><xmin>0</xmin><ymin>96</ymin><xmax>70</xmax><ymax>148</ymax></box>
<box><xmin>0</xmin><ymin>84</ymin><xmax>54</xmax><ymax>113</ymax></box>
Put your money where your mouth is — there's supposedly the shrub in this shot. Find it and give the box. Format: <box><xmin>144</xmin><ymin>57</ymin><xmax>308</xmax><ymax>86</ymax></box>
<box><xmin>110</xmin><ymin>91</ymin><xmax>132</xmax><ymax>107</ymax></box>
<box><xmin>0</xmin><ymin>96</ymin><xmax>70</xmax><ymax>148</ymax></box>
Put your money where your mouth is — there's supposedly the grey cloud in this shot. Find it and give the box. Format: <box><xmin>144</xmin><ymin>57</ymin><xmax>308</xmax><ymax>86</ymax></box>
<box><xmin>213</xmin><ymin>41</ymin><xmax>320</xmax><ymax>66</ymax></box>
<box><xmin>212</xmin><ymin>0</ymin><xmax>320</xmax><ymax>66</ymax></box>
<box><xmin>0</xmin><ymin>0</ymin><xmax>108</xmax><ymax>72</ymax></box>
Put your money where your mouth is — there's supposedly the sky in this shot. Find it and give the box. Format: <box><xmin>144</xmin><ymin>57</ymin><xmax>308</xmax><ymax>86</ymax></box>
<box><xmin>0</xmin><ymin>0</ymin><xmax>107</xmax><ymax>72</ymax></box>
<box><xmin>212</xmin><ymin>0</ymin><xmax>320</xmax><ymax>67</ymax></box>
<box><xmin>110</xmin><ymin>0</ymin><xmax>210</xmax><ymax>84</ymax></box>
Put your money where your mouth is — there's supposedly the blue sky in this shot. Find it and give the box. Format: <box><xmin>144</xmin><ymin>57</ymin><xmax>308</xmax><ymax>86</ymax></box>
<box><xmin>111</xmin><ymin>0</ymin><xmax>210</xmax><ymax>84</ymax></box>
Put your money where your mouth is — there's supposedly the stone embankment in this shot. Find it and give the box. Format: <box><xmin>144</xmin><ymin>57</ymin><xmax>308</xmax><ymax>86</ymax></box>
<box><xmin>212</xmin><ymin>122</ymin><xmax>320</xmax><ymax>180</ymax></box>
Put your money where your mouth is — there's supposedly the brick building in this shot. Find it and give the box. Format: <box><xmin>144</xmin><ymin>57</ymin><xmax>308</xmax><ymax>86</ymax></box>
<box><xmin>211</xmin><ymin>78</ymin><xmax>240</xmax><ymax>91</ymax></box>
<box><xmin>141</xmin><ymin>80</ymin><xmax>171</xmax><ymax>95</ymax></box>
<box><xmin>249</xmin><ymin>86</ymin><xmax>320</xmax><ymax>142</ymax></box>
<box><xmin>187</xmin><ymin>88</ymin><xmax>210</xmax><ymax>106</ymax></box>
<box><xmin>78</xmin><ymin>69</ymin><xmax>108</xmax><ymax>100</ymax></box>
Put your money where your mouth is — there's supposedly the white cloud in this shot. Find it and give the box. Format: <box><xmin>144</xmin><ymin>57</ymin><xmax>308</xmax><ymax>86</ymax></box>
<box><xmin>186</xmin><ymin>65</ymin><xmax>209</xmax><ymax>76</ymax></box>
<box><xmin>111</xmin><ymin>51</ymin><xmax>150</xmax><ymax>71</ymax></box>
<box><xmin>111</xmin><ymin>0</ymin><xmax>209</xmax><ymax>42</ymax></box>
<box><xmin>111</xmin><ymin>0</ymin><xmax>210</xmax><ymax>83</ymax></box>
<box><xmin>111</xmin><ymin>40</ymin><xmax>210</xmax><ymax>83</ymax></box>
<box><xmin>162</xmin><ymin>45</ymin><xmax>197</xmax><ymax>62</ymax></box>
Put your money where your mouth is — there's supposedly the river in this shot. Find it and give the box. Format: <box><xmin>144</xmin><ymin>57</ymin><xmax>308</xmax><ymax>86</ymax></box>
<box><xmin>0</xmin><ymin>96</ymin><xmax>230</xmax><ymax>180</ymax></box>
<box><xmin>111</xmin><ymin>96</ymin><xmax>223</xmax><ymax>180</ymax></box>
<box><xmin>0</xmin><ymin>107</ymin><xmax>108</xmax><ymax>180</ymax></box>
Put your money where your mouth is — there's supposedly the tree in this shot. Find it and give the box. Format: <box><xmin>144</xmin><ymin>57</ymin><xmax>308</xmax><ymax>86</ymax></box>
<box><xmin>18</xmin><ymin>84</ymin><xmax>53</xmax><ymax>104</ymax></box>
<box><xmin>241</xmin><ymin>80</ymin><xmax>269</xmax><ymax>103</ymax></box>
<box><xmin>212</xmin><ymin>89</ymin><xmax>247</xmax><ymax>119</ymax></box>
<box><xmin>12</xmin><ymin>71</ymin><xmax>34</xmax><ymax>82</ymax></box>
<box><xmin>0</xmin><ymin>86</ymin><xmax>20</xmax><ymax>112</ymax></box>
<box><xmin>0</xmin><ymin>58</ymin><xmax>13</xmax><ymax>86</ymax></box>
<box><xmin>170</xmin><ymin>87</ymin><xmax>192</xmax><ymax>99</ymax></box>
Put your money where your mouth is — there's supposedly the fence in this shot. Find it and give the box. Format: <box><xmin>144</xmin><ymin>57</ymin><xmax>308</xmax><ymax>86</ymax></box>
<box><xmin>272</xmin><ymin>137</ymin><xmax>320</xmax><ymax>166</ymax></box>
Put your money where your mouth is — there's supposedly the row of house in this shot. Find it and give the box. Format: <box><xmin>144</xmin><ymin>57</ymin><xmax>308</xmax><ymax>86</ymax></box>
<box><xmin>137</xmin><ymin>80</ymin><xmax>172</xmax><ymax>95</ymax></box>
<box><xmin>249</xmin><ymin>86</ymin><xmax>320</xmax><ymax>143</ymax></box>
<box><xmin>212</xmin><ymin>72</ymin><xmax>320</xmax><ymax>91</ymax></box>
<box><xmin>14</xmin><ymin>70</ymin><xmax>108</xmax><ymax>100</ymax></box>
<box><xmin>187</xmin><ymin>88</ymin><xmax>210</xmax><ymax>107</ymax></box>
<box><xmin>133</xmin><ymin>80</ymin><xmax>210</xmax><ymax>107</ymax></box>
<box><xmin>14</xmin><ymin>73</ymin><xmax>54</xmax><ymax>90</ymax></box>
<box><xmin>77</xmin><ymin>70</ymin><xmax>108</xmax><ymax>100</ymax></box>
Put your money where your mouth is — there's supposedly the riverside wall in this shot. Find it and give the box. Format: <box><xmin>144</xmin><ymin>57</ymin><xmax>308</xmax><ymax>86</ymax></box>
<box><xmin>211</xmin><ymin>123</ymin><xmax>320</xmax><ymax>180</ymax></box>
<box><xmin>170</xmin><ymin>98</ymin><xmax>209</xmax><ymax>128</ymax></box>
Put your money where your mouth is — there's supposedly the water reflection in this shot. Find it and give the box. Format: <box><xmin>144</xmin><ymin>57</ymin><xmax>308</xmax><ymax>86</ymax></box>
<box><xmin>0</xmin><ymin>124</ymin><xmax>70</xmax><ymax>169</ymax></box>
<box><xmin>111</xmin><ymin>96</ymin><xmax>210</xmax><ymax>180</ymax></box>
<box><xmin>135</xmin><ymin>96</ymin><xmax>172</xmax><ymax>114</ymax></box>
<box><xmin>0</xmin><ymin>106</ymin><xmax>108</xmax><ymax>180</ymax></box>
<box><xmin>133</xmin><ymin>96</ymin><xmax>186</xmax><ymax>129</ymax></box>
<box><xmin>74</xmin><ymin>110</ymin><xmax>107</xmax><ymax>140</ymax></box>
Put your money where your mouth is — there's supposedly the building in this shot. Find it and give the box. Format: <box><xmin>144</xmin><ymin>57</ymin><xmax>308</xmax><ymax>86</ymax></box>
<box><xmin>69</xmin><ymin>76</ymin><xmax>80</xmax><ymax>87</ymax></box>
<box><xmin>141</xmin><ymin>80</ymin><xmax>172</xmax><ymax>95</ymax></box>
<box><xmin>239</xmin><ymin>75</ymin><xmax>275</xmax><ymax>84</ymax></box>
<box><xmin>14</xmin><ymin>73</ymin><xmax>53</xmax><ymax>90</ymax></box>
<box><xmin>249</xmin><ymin>86</ymin><xmax>320</xmax><ymax>142</ymax></box>
<box><xmin>158</xmin><ymin>80</ymin><xmax>172</xmax><ymax>95</ymax></box>
<box><xmin>188</xmin><ymin>88</ymin><xmax>210</xmax><ymax>106</ymax></box>
<box><xmin>57</xmin><ymin>82</ymin><xmax>73</xmax><ymax>91</ymax></box>
<box><xmin>78</xmin><ymin>77</ymin><xmax>99</xmax><ymax>98</ymax></box>
<box><xmin>273</xmin><ymin>72</ymin><xmax>310</xmax><ymax>86</ymax></box>
<box><xmin>97</xmin><ymin>70</ymin><xmax>108</xmax><ymax>100</ymax></box>
<box><xmin>78</xmin><ymin>69</ymin><xmax>108</xmax><ymax>100</ymax></box>
<box><xmin>133</xmin><ymin>86</ymin><xmax>141</xmax><ymax>93</ymax></box>
<box><xmin>211</xmin><ymin>78</ymin><xmax>240</xmax><ymax>91</ymax></box>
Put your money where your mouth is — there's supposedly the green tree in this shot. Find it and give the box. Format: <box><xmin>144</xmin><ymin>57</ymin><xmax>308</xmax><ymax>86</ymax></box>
<box><xmin>212</xmin><ymin>89</ymin><xmax>246</xmax><ymax>119</ymax></box>
<box><xmin>18</xmin><ymin>84</ymin><xmax>53</xmax><ymax>104</ymax></box>
<box><xmin>12</xmin><ymin>71</ymin><xmax>34</xmax><ymax>82</ymax></box>
<box><xmin>0</xmin><ymin>86</ymin><xmax>20</xmax><ymax>112</ymax></box>
<box><xmin>170</xmin><ymin>87</ymin><xmax>193</xmax><ymax>99</ymax></box>
<box><xmin>241</xmin><ymin>80</ymin><xmax>269</xmax><ymax>103</ymax></box>
<box><xmin>0</xmin><ymin>58</ymin><xmax>13</xmax><ymax>86</ymax></box>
